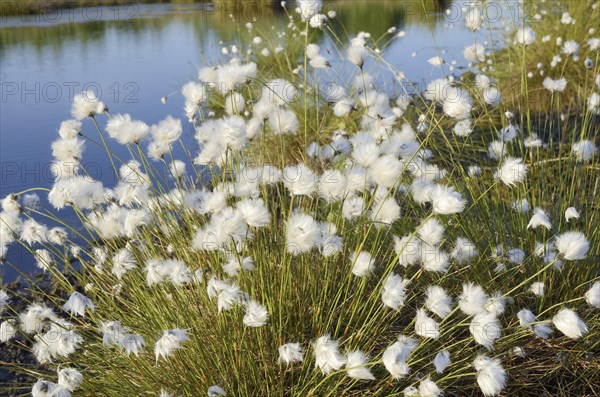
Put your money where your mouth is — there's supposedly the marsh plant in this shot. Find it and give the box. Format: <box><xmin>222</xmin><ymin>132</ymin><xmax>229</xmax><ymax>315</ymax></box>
<box><xmin>1</xmin><ymin>1</ymin><xmax>599</xmax><ymax>396</ymax></box>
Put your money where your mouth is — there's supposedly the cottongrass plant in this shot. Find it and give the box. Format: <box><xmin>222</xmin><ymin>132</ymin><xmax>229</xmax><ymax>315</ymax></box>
<box><xmin>1</xmin><ymin>1</ymin><xmax>599</xmax><ymax>396</ymax></box>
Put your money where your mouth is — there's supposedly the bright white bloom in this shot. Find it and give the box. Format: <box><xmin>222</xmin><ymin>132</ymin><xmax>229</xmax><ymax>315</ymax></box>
<box><xmin>470</xmin><ymin>312</ymin><xmax>501</xmax><ymax>349</ymax></box>
<box><xmin>543</xmin><ymin>77</ymin><xmax>567</xmax><ymax>92</ymax></box>
<box><xmin>106</xmin><ymin>114</ymin><xmax>150</xmax><ymax>145</ymax></box>
<box><xmin>342</xmin><ymin>196</ymin><xmax>365</xmax><ymax>220</ymax></box>
<box><xmin>565</xmin><ymin>207</ymin><xmax>580</xmax><ymax>222</ymax></box>
<box><xmin>495</xmin><ymin>157</ymin><xmax>527</xmax><ymax>186</ymax></box>
<box><xmin>283</xmin><ymin>164</ymin><xmax>318</xmax><ymax>196</ymax></box>
<box><xmin>571</xmin><ymin>139</ymin><xmax>597</xmax><ymax>162</ymax></box>
<box><xmin>394</xmin><ymin>235</ymin><xmax>421</xmax><ymax>267</ymax></box>
<box><xmin>71</xmin><ymin>91</ymin><xmax>105</xmax><ymax>120</ymax></box>
<box><xmin>382</xmin><ymin>335</ymin><xmax>417</xmax><ymax>379</ymax></box>
<box><xmin>350</xmin><ymin>250</ymin><xmax>375</xmax><ymax>277</ymax></box>
<box><xmin>51</xmin><ymin>138</ymin><xmax>84</xmax><ymax>161</ymax></box>
<box><xmin>297</xmin><ymin>0</ymin><xmax>322</xmax><ymax>21</ymax></box>
<box><xmin>473</xmin><ymin>355</ymin><xmax>507</xmax><ymax>396</ymax></box>
<box><xmin>465</xmin><ymin>6</ymin><xmax>482</xmax><ymax>31</ymax></box>
<box><xmin>154</xmin><ymin>329</ymin><xmax>189</xmax><ymax>361</ymax></box>
<box><xmin>0</xmin><ymin>320</ymin><xmax>18</xmax><ymax>342</ymax></box>
<box><xmin>112</xmin><ymin>248</ymin><xmax>137</xmax><ymax>279</ymax></box>
<box><xmin>418</xmin><ymin>377</ymin><xmax>442</xmax><ymax>397</ymax></box>
<box><xmin>584</xmin><ymin>282</ymin><xmax>600</xmax><ymax>308</ymax></box>
<box><xmin>370</xmin><ymin>196</ymin><xmax>401</xmax><ymax>226</ymax></box>
<box><xmin>433</xmin><ymin>350</ymin><xmax>451</xmax><ymax>374</ymax></box>
<box><xmin>151</xmin><ymin>115</ymin><xmax>182</xmax><ymax>145</ymax></box>
<box><xmin>369</xmin><ymin>155</ymin><xmax>402</xmax><ymax>188</ymax></box>
<box><xmin>487</xmin><ymin>140</ymin><xmax>506</xmax><ymax>160</ymax></box>
<box><xmin>425</xmin><ymin>285</ymin><xmax>453</xmax><ymax>318</ymax></box>
<box><xmin>453</xmin><ymin>119</ymin><xmax>473</xmax><ymax>137</ymax></box>
<box><xmin>243</xmin><ymin>300</ymin><xmax>268</xmax><ymax>327</ymax></box>
<box><xmin>267</xmin><ymin>108</ymin><xmax>299</xmax><ymax>135</ymax></box>
<box><xmin>459</xmin><ymin>283</ymin><xmax>488</xmax><ymax>316</ymax></box>
<box><xmin>236</xmin><ymin>198</ymin><xmax>270</xmax><ymax>227</ymax></box>
<box><xmin>278</xmin><ymin>342</ymin><xmax>304</xmax><ymax>365</ymax></box>
<box><xmin>62</xmin><ymin>292</ymin><xmax>94</xmax><ymax>317</ymax></box>
<box><xmin>421</xmin><ymin>245</ymin><xmax>449</xmax><ymax>273</ymax></box>
<box><xmin>442</xmin><ymin>87</ymin><xmax>472</xmax><ymax>119</ymax></box>
<box><xmin>527</xmin><ymin>208</ymin><xmax>551</xmax><ymax>230</ymax></box>
<box><xmin>345</xmin><ymin>350</ymin><xmax>375</xmax><ymax>380</ymax></box>
<box><xmin>313</xmin><ymin>334</ymin><xmax>346</xmax><ymax>374</ymax></box>
<box><xmin>418</xmin><ymin>218</ymin><xmax>444</xmax><ymax>246</ymax></box>
<box><xmin>430</xmin><ymin>184</ymin><xmax>466</xmax><ymax>214</ymax></box>
<box><xmin>530</xmin><ymin>282</ymin><xmax>545</xmax><ymax>296</ymax></box>
<box><xmin>516</xmin><ymin>27</ymin><xmax>536</xmax><ymax>45</ymax></box>
<box><xmin>58</xmin><ymin>119</ymin><xmax>81</xmax><ymax>139</ymax></box>
<box><xmin>318</xmin><ymin>169</ymin><xmax>347</xmax><ymax>201</ymax></box>
<box><xmin>286</xmin><ymin>212</ymin><xmax>320</xmax><ymax>255</ymax></box>
<box><xmin>483</xmin><ymin>87</ymin><xmax>502</xmax><ymax>106</ymax></box>
<box><xmin>561</xmin><ymin>40</ymin><xmax>580</xmax><ymax>56</ymax></box>
<box><xmin>20</xmin><ymin>219</ymin><xmax>48</xmax><ymax>245</ymax></box>
<box><xmin>555</xmin><ymin>231</ymin><xmax>589</xmax><ymax>260</ymax></box>
<box><xmin>552</xmin><ymin>308</ymin><xmax>588</xmax><ymax>339</ymax></box>
<box><xmin>119</xmin><ymin>333</ymin><xmax>145</xmax><ymax>356</ymax></box>
<box><xmin>415</xmin><ymin>308</ymin><xmax>440</xmax><ymax>339</ymax></box>
<box><xmin>464</xmin><ymin>44</ymin><xmax>485</xmax><ymax>63</ymax></box>
<box><xmin>57</xmin><ymin>368</ymin><xmax>83</xmax><ymax>391</ymax></box>
<box><xmin>347</xmin><ymin>45</ymin><xmax>369</xmax><ymax>68</ymax></box>
<box><xmin>382</xmin><ymin>273</ymin><xmax>410</xmax><ymax>310</ymax></box>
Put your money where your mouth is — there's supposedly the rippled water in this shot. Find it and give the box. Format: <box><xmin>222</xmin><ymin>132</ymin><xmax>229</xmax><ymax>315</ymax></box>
<box><xmin>0</xmin><ymin>0</ymin><xmax>506</xmax><ymax>280</ymax></box>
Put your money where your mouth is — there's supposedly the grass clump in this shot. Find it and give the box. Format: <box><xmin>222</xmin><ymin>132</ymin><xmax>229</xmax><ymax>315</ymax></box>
<box><xmin>0</xmin><ymin>1</ymin><xmax>599</xmax><ymax>396</ymax></box>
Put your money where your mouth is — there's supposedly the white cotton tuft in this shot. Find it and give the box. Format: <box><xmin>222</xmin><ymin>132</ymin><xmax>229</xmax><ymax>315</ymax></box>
<box><xmin>106</xmin><ymin>114</ymin><xmax>149</xmax><ymax>145</ymax></box>
<box><xmin>382</xmin><ymin>335</ymin><xmax>417</xmax><ymax>379</ymax></box>
<box><xmin>552</xmin><ymin>308</ymin><xmax>588</xmax><ymax>339</ymax></box>
<box><xmin>459</xmin><ymin>283</ymin><xmax>488</xmax><ymax>316</ymax></box>
<box><xmin>473</xmin><ymin>355</ymin><xmax>507</xmax><ymax>396</ymax></box>
<box><xmin>430</xmin><ymin>184</ymin><xmax>466</xmax><ymax>214</ymax></box>
<box><xmin>382</xmin><ymin>273</ymin><xmax>410</xmax><ymax>310</ymax></box>
<box><xmin>350</xmin><ymin>250</ymin><xmax>375</xmax><ymax>277</ymax></box>
<box><xmin>418</xmin><ymin>218</ymin><xmax>445</xmax><ymax>246</ymax></box>
<box><xmin>495</xmin><ymin>157</ymin><xmax>527</xmax><ymax>186</ymax></box>
<box><xmin>62</xmin><ymin>292</ymin><xmax>94</xmax><ymax>317</ymax></box>
<box><xmin>243</xmin><ymin>300</ymin><xmax>268</xmax><ymax>327</ymax></box>
<box><xmin>394</xmin><ymin>235</ymin><xmax>422</xmax><ymax>267</ymax></box>
<box><xmin>313</xmin><ymin>334</ymin><xmax>347</xmax><ymax>374</ymax></box>
<box><xmin>584</xmin><ymin>281</ymin><xmax>600</xmax><ymax>308</ymax></box>
<box><xmin>154</xmin><ymin>329</ymin><xmax>189</xmax><ymax>361</ymax></box>
<box><xmin>529</xmin><ymin>282</ymin><xmax>545</xmax><ymax>296</ymax></box>
<box><xmin>565</xmin><ymin>207</ymin><xmax>580</xmax><ymax>222</ymax></box>
<box><xmin>527</xmin><ymin>208</ymin><xmax>552</xmax><ymax>230</ymax></box>
<box><xmin>425</xmin><ymin>285</ymin><xmax>453</xmax><ymax>318</ymax></box>
<box><xmin>555</xmin><ymin>231</ymin><xmax>589</xmax><ymax>260</ymax></box>
<box><xmin>286</xmin><ymin>212</ymin><xmax>320</xmax><ymax>255</ymax></box>
<box><xmin>415</xmin><ymin>308</ymin><xmax>440</xmax><ymax>339</ymax></box>
<box><xmin>433</xmin><ymin>350</ymin><xmax>451</xmax><ymax>374</ymax></box>
<box><xmin>278</xmin><ymin>342</ymin><xmax>304</xmax><ymax>365</ymax></box>
<box><xmin>283</xmin><ymin>164</ymin><xmax>318</xmax><ymax>196</ymax></box>
<box><xmin>418</xmin><ymin>376</ymin><xmax>442</xmax><ymax>397</ymax></box>
<box><xmin>571</xmin><ymin>140</ymin><xmax>597</xmax><ymax>162</ymax></box>
<box><xmin>345</xmin><ymin>350</ymin><xmax>375</xmax><ymax>380</ymax></box>
<box><xmin>57</xmin><ymin>368</ymin><xmax>83</xmax><ymax>392</ymax></box>
<box><xmin>470</xmin><ymin>312</ymin><xmax>501</xmax><ymax>350</ymax></box>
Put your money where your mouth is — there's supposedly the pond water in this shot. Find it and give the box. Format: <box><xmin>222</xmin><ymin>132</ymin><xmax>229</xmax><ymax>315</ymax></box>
<box><xmin>0</xmin><ymin>0</ymin><xmax>507</xmax><ymax>281</ymax></box>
